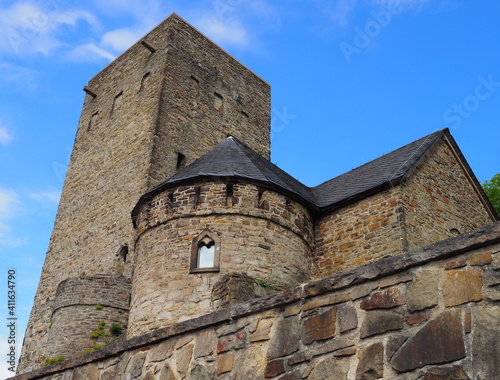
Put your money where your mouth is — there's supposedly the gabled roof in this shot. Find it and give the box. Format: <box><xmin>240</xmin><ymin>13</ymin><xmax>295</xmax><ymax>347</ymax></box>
<box><xmin>312</xmin><ymin>129</ymin><xmax>445</xmax><ymax>209</ymax></box>
<box><xmin>134</xmin><ymin>128</ymin><xmax>490</xmax><ymax>222</ymax></box>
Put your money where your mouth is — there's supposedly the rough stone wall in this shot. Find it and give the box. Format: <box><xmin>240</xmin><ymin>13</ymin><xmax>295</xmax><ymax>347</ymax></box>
<box><xmin>149</xmin><ymin>18</ymin><xmax>271</xmax><ymax>187</ymax></box>
<box><xmin>311</xmin><ymin>137</ymin><xmax>495</xmax><ymax>280</ymax></box>
<box><xmin>313</xmin><ymin>189</ymin><xmax>404</xmax><ymax>278</ymax></box>
<box><xmin>44</xmin><ymin>276</ymin><xmax>131</xmax><ymax>361</ymax></box>
<box><xmin>11</xmin><ymin>223</ymin><xmax>500</xmax><ymax>380</ymax></box>
<box><xmin>128</xmin><ymin>182</ymin><xmax>313</xmax><ymax>337</ymax></box>
<box><xmin>20</xmin><ymin>14</ymin><xmax>270</xmax><ymax>372</ymax></box>
<box><xmin>400</xmin><ymin>138</ymin><xmax>495</xmax><ymax>251</ymax></box>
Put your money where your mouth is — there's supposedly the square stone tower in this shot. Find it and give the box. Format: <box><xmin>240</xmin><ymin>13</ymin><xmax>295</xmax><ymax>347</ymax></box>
<box><xmin>19</xmin><ymin>14</ymin><xmax>270</xmax><ymax>372</ymax></box>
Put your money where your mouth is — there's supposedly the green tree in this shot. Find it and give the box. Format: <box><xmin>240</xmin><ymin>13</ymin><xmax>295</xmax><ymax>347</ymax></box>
<box><xmin>482</xmin><ymin>173</ymin><xmax>500</xmax><ymax>216</ymax></box>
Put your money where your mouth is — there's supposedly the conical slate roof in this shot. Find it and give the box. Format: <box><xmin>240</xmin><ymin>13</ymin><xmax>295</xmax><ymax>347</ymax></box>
<box><xmin>134</xmin><ymin>129</ymin><xmax>451</xmax><ymax>220</ymax></box>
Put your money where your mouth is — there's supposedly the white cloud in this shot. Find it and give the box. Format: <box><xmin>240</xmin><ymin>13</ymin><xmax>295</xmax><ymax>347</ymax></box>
<box><xmin>28</xmin><ymin>191</ymin><xmax>61</xmax><ymax>205</ymax></box>
<box><xmin>66</xmin><ymin>42</ymin><xmax>116</xmax><ymax>63</ymax></box>
<box><xmin>195</xmin><ymin>17</ymin><xmax>250</xmax><ymax>48</ymax></box>
<box><xmin>0</xmin><ymin>1</ymin><xmax>99</xmax><ymax>55</ymax></box>
<box><xmin>101</xmin><ymin>27</ymin><xmax>148</xmax><ymax>52</ymax></box>
<box><xmin>0</xmin><ymin>188</ymin><xmax>27</xmax><ymax>247</ymax></box>
<box><xmin>0</xmin><ymin>188</ymin><xmax>19</xmax><ymax>218</ymax></box>
<box><xmin>0</xmin><ymin>124</ymin><xmax>13</xmax><ymax>145</ymax></box>
<box><xmin>314</xmin><ymin>0</ymin><xmax>358</xmax><ymax>27</ymax></box>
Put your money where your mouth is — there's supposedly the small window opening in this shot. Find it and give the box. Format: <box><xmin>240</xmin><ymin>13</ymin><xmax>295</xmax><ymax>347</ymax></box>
<box><xmin>226</xmin><ymin>184</ymin><xmax>234</xmax><ymax>207</ymax></box>
<box><xmin>176</xmin><ymin>153</ymin><xmax>186</xmax><ymax>170</ymax></box>
<box><xmin>118</xmin><ymin>245</ymin><xmax>128</xmax><ymax>263</ymax></box>
<box><xmin>190</xmin><ymin>230</ymin><xmax>220</xmax><ymax>273</ymax></box>
<box><xmin>214</xmin><ymin>92</ymin><xmax>223</xmax><ymax>113</ymax></box>
<box><xmin>197</xmin><ymin>238</ymin><xmax>215</xmax><ymax>268</ymax></box>
<box><xmin>88</xmin><ymin>112</ymin><xmax>98</xmax><ymax>131</ymax></box>
<box><xmin>194</xmin><ymin>186</ymin><xmax>201</xmax><ymax>208</ymax></box>
<box><xmin>168</xmin><ymin>192</ymin><xmax>175</xmax><ymax>205</ymax></box>
<box><xmin>140</xmin><ymin>72</ymin><xmax>150</xmax><ymax>91</ymax></box>
<box><xmin>112</xmin><ymin>91</ymin><xmax>123</xmax><ymax>114</ymax></box>
<box><xmin>450</xmin><ymin>228</ymin><xmax>461</xmax><ymax>236</ymax></box>
<box><xmin>285</xmin><ymin>198</ymin><xmax>292</xmax><ymax>220</ymax></box>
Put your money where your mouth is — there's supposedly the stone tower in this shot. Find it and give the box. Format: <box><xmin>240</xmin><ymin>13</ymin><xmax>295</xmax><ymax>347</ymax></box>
<box><xmin>19</xmin><ymin>14</ymin><xmax>270</xmax><ymax>372</ymax></box>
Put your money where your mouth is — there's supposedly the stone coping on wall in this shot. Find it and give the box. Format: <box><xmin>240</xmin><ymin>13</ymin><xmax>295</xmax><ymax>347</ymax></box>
<box><xmin>11</xmin><ymin>221</ymin><xmax>500</xmax><ymax>380</ymax></box>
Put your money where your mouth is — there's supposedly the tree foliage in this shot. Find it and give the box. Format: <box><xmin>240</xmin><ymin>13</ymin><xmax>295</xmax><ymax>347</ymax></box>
<box><xmin>482</xmin><ymin>173</ymin><xmax>500</xmax><ymax>216</ymax></box>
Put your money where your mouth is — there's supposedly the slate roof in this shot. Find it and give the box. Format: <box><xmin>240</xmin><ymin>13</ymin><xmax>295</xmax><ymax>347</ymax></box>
<box><xmin>312</xmin><ymin>129</ymin><xmax>445</xmax><ymax>209</ymax></box>
<box><xmin>134</xmin><ymin>129</ymin><xmax>447</xmax><ymax>219</ymax></box>
<box><xmin>141</xmin><ymin>136</ymin><xmax>316</xmax><ymax>206</ymax></box>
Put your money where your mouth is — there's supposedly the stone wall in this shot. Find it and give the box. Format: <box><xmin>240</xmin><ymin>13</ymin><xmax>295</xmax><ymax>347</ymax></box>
<box><xmin>400</xmin><ymin>138</ymin><xmax>494</xmax><ymax>251</ymax></box>
<box><xmin>312</xmin><ymin>189</ymin><xmax>404</xmax><ymax>278</ymax></box>
<box><xmin>11</xmin><ymin>222</ymin><xmax>500</xmax><ymax>380</ymax></box>
<box><xmin>44</xmin><ymin>276</ymin><xmax>131</xmax><ymax>361</ymax></box>
<box><xmin>19</xmin><ymin>14</ymin><xmax>270</xmax><ymax>372</ymax></box>
<box><xmin>128</xmin><ymin>181</ymin><xmax>313</xmax><ymax>337</ymax></box>
<box><xmin>312</xmin><ymin>136</ymin><xmax>495</xmax><ymax>280</ymax></box>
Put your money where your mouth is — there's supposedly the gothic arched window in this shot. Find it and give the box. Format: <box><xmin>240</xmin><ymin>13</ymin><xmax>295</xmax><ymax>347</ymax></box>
<box><xmin>190</xmin><ymin>230</ymin><xmax>221</xmax><ymax>273</ymax></box>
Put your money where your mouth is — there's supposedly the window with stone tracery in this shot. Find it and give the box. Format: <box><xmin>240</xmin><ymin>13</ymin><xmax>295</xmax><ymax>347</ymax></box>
<box><xmin>190</xmin><ymin>230</ymin><xmax>221</xmax><ymax>273</ymax></box>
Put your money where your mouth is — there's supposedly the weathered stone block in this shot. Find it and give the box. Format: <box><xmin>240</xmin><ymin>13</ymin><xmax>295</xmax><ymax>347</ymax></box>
<box><xmin>423</xmin><ymin>365</ymin><xmax>471</xmax><ymax>380</ymax></box>
<box><xmin>469</xmin><ymin>252</ymin><xmax>492</xmax><ymax>266</ymax></box>
<box><xmin>124</xmin><ymin>352</ymin><xmax>146</xmax><ymax>379</ymax></box>
<box><xmin>175</xmin><ymin>343</ymin><xmax>194</xmax><ymax>377</ymax></box>
<box><xmin>303</xmin><ymin>293</ymin><xmax>350</xmax><ymax>311</ymax></box>
<box><xmin>265</xmin><ymin>359</ymin><xmax>285</xmax><ymax>378</ymax></box>
<box><xmin>444</xmin><ymin>270</ymin><xmax>483</xmax><ymax>307</ymax></box>
<box><xmin>267</xmin><ymin>318</ymin><xmax>300</xmax><ymax>359</ymax></box>
<box><xmin>406</xmin><ymin>314</ymin><xmax>429</xmax><ymax>325</ymax></box>
<box><xmin>391</xmin><ymin>310</ymin><xmax>465</xmax><ymax>372</ymax></box>
<box><xmin>216</xmin><ymin>352</ymin><xmax>234</xmax><ymax>375</ymax></box>
<box><xmin>288</xmin><ymin>351</ymin><xmax>312</xmax><ymax>366</ymax></box>
<box><xmin>473</xmin><ymin>307</ymin><xmax>500</xmax><ymax>380</ymax></box>
<box><xmin>159</xmin><ymin>363</ymin><xmax>176</xmax><ymax>380</ymax></box>
<box><xmin>194</xmin><ymin>330</ymin><xmax>214</xmax><ymax>358</ymax></box>
<box><xmin>406</xmin><ymin>269</ymin><xmax>438</xmax><ymax>312</ymax></box>
<box><xmin>338</xmin><ymin>303</ymin><xmax>358</xmax><ymax>333</ymax></box>
<box><xmin>302</xmin><ymin>307</ymin><xmax>337</xmax><ymax>345</ymax></box>
<box><xmin>356</xmin><ymin>343</ymin><xmax>384</xmax><ymax>380</ymax></box>
<box><xmin>188</xmin><ymin>363</ymin><xmax>216</xmax><ymax>379</ymax></box>
<box><xmin>386</xmin><ymin>335</ymin><xmax>408</xmax><ymax>360</ymax></box>
<box><xmin>360</xmin><ymin>288</ymin><xmax>405</xmax><ymax>310</ymax></box>
<box><xmin>250</xmin><ymin>318</ymin><xmax>274</xmax><ymax>342</ymax></box>
<box><xmin>360</xmin><ymin>310</ymin><xmax>404</xmax><ymax>338</ymax></box>
<box><xmin>310</xmin><ymin>337</ymin><xmax>354</xmax><ymax>357</ymax></box>
<box><xmin>308</xmin><ymin>358</ymin><xmax>349</xmax><ymax>380</ymax></box>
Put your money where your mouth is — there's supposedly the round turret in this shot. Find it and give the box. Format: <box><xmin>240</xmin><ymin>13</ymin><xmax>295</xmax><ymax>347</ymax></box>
<box><xmin>127</xmin><ymin>180</ymin><xmax>313</xmax><ymax>337</ymax></box>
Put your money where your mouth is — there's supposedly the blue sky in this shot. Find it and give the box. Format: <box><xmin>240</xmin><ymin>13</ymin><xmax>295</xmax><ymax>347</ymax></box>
<box><xmin>1</xmin><ymin>0</ymin><xmax>499</xmax><ymax>376</ymax></box>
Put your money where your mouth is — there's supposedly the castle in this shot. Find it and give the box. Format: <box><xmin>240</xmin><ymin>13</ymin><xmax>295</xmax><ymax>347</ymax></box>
<box><xmin>15</xmin><ymin>14</ymin><xmax>500</xmax><ymax>380</ymax></box>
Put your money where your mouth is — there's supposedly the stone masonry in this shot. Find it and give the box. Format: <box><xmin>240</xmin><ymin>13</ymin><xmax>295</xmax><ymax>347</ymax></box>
<box><xmin>18</xmin><ymin>11</ymin><xmax>498</xmax><ymax>377</ymax></box>
<box><xmin>128</xmin><ymin>182</ymin><xmax>313</xmax><ymax>337</ymax></box>
<box><xmin>10</xmin><ymin>222</ymin><xmax>500</xmax><ymax>380</ymax></box>
<box><xmin>19</xmin><ymin>14</ymin><xmax>270</xmax><ymax>372</ymax></box>
<box><xmin>312</xmin><ymin>135</ymin><xmax>493</xmax><ymax>278</ymax></box>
